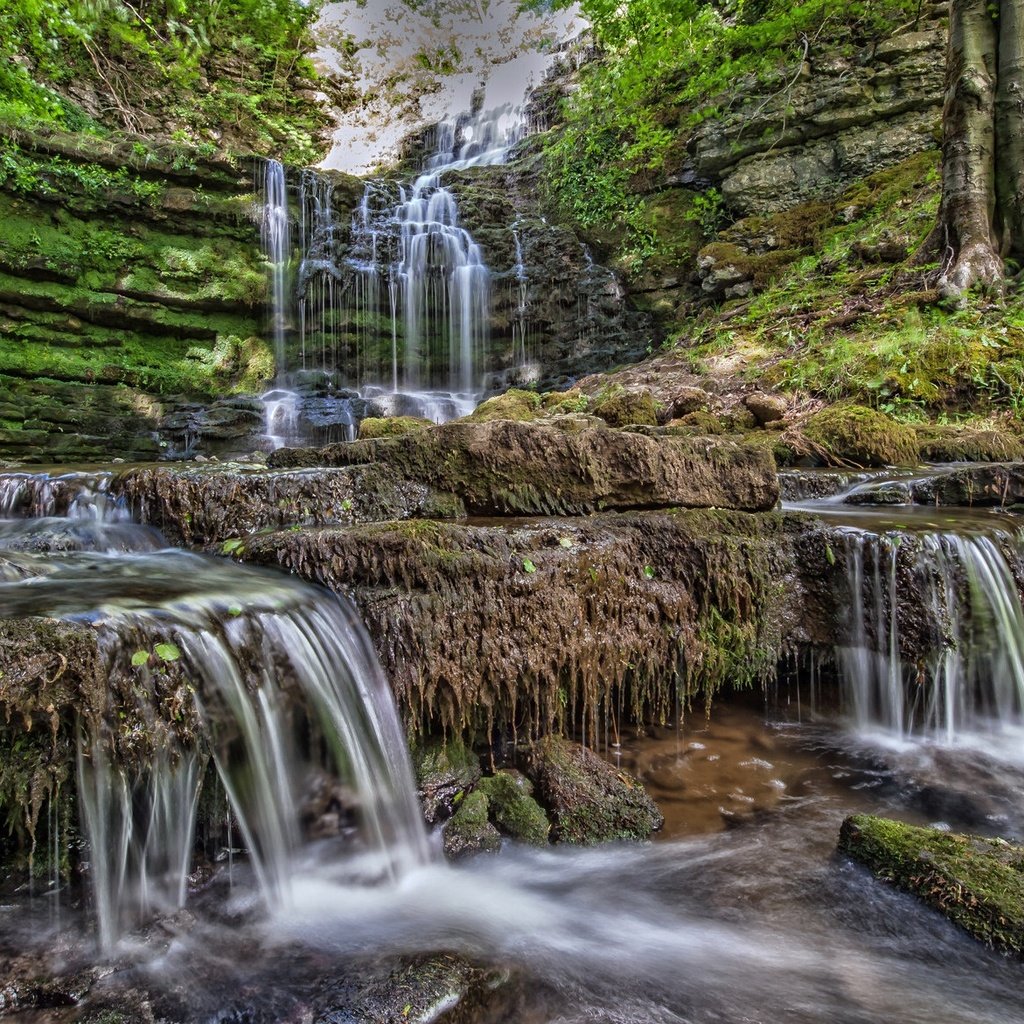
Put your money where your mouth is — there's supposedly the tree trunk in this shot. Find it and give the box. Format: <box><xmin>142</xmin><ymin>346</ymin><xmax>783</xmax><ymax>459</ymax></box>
<box><xmin>937</xmin><ymin>0</ymin><xmax>1002</xmax><ymax>294</ymax></box>
<box><xmin>996</xmin><ymin>0</ymin><xmax>1024</xmax><ymax>261</ymax></box>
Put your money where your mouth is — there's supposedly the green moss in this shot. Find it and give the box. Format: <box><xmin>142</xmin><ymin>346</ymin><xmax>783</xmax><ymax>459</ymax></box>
<box><xmin>915</xmin><ymin>424</ymin><xmax>1024</xmax><ymax>463</ymax></box>
<box><xmin>839</xmin><ymin>814</ymin><xmax>1024</xmax><ymax>957</ymax></box>
<box><xmin>477</xmin><ymin>770</ymin><xmax>550</xmax><ymax>845</ymax></box>
<box><xmin>358</xmin><ymin>416</ymin><xmax>433</xmax><ymax>439</ymax></box>
<box><xmin>591</xmin><ymin>386</ymin><xmax>661</xmax><ymax>427</ymax></box>
<box><xmin>540</xmin><ymin>388</ymin><xmax>591</xmax><ymax>415</ymax></box>
<box><xmin>466</xmin><ymin>388</ymin><xmax>543</xmax><ymax>423</ymax></box>
<box><xmin>442</xmin><ymin>790</ymin><xmax>501</xmax><ymax>860</ymax></box>
<box><xmin>803</xmin><ymin>403</ymin><xmax>919</xmax><ymax>467</ymax></box>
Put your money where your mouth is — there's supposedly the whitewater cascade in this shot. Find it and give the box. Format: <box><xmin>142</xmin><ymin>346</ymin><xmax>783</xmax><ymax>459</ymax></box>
<box><xmin>0</xmin><ymin>474</ymin><xmax>430</xmax><ymax>949</ymax></box>
<box><xmin>838</xmin><ymin>527</ymin><xmax>1024</xmax><ymax>743</ymax></box>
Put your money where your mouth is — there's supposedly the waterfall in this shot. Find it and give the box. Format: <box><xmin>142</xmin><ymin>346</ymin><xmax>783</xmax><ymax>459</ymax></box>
<box><xmin>0</xmin><ymin>475</ymin><xmax>430</xmax><ymax>949</ymax></box>
<box><xmin>296</xmin><ymin>99</ymin><xmax>537</xmax><ymax>419</ymax></box>
<box><xmin>260</xmin><ymin>158</ymin><xmax>291</xmax><ymax>379</ymax></box>
<box><xmin>837</xmin><ymin>527</ymin><xmax>1024</xmax><ymax>744</ymax></box>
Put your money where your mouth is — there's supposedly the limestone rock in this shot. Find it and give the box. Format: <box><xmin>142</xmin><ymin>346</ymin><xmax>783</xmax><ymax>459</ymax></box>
<box><xmin>744</xmin><ymin>392</ymin><xmax>788</xmax><ymax>425</ymax></box>
<box><xmin>525</xmin><ymin>736</ymin><xmax>663</xmax><ymax>844</ymax></box>
<box><xmin>269</xmin><ymin>419</ymin><xmax>781</xmax><ymax>514</ymax></box>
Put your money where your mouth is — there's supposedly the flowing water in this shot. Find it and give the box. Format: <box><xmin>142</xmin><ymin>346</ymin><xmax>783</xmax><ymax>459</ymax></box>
<box><xmin>1</xmin><ymin>469</ymin><xmax>1023</xmax><ymax>1021</ymax></box>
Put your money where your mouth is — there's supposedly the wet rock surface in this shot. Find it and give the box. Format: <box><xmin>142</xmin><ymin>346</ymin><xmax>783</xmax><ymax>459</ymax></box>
<box><xmin>268</xmin><ymin>419</ymin><xmax>781</xmax><ymax>515</ymax></box>
<box><xmin>839</xmin><ymin>814</ymin><xmax>1024</xmax><ymax>957</ymax></box>
<box><xmin>525</xmin><ymin>736</ymin><xmax>664</xmax><ymax>844</ymax></box>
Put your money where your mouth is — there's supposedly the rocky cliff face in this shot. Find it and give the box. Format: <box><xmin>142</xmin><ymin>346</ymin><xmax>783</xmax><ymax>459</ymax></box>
<box><xmin>0</xmin><ymin>126</ymin><xmax>270</xmax><ymax>462</ymax></box>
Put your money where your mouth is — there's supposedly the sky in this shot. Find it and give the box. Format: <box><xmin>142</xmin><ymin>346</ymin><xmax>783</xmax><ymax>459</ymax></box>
<box><xmin>313</xmin><ymin>0</ymin><xmax>585</xmax><ymax>174</ymax></box>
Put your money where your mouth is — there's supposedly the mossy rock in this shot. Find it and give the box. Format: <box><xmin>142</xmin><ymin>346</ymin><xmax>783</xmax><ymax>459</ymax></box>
<box><xmin>442</xmin><ymin>790</ymin><xmax>502</xmax><ymax>860</ymax></box>
<box><xmin>525</xmin><ymin>735</ymin><xmax>663</xmax><ymax>845</ymax></box>
<box><xmin>914</xmin><ymin>425</ymin><xmax>1024</xmax><ymax>463</ymax></box>
<box><xmin>358</xmin><ymin>416</ymin><xmax>432</xmax><ymax>440</ymax></box>
<box><xmin>803</xmin><ymin>403</ymin><xmax>918</xmax><ymax>467</ymax></box>
<box><xmin>411</xmin><ymin>737</ymin><xmax>482</xmax><ymax>824</ymax></box>
<box><xmin>477</xmin><ymin>770</ymin><xmax>550</xmax><ymax>846</ymax></box>
<box><xmin>465</xmin><ymin>388</ymin><xmax>542</xmax><ymax>423</ymax></box>
<box><xmin>675</xmin><ymin>410</ymin><xmax>729</xmax><ymax>435</ymax></box>
<box><xmin>591</xmin><ymin>387</ymin><xmax>661</xmax><ymax>428</ymax></box>
<box><xmin>540</xmin><ymin>388</ymin><xmax>590</xmax><ymax>416</ymax></box>
<box><xmin>839</xmin><ymin>814</ymin><xmax>1024</xmax><ymax>957</ymax></box>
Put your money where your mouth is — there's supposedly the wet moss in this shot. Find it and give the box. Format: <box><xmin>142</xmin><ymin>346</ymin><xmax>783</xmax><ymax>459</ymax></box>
<box><xmin>914</xmin><ymin>424</ymin><xmax>1024</xmax><ymax>463</ymax></box>
<box><xmin>839</xmin><ymin>814</ymin><xmax>1024</xmax><ymax>957</ymax></box>
<box><xmin>477</xmin><ymin>770</ymin><xmax>550</xmax><ymax>845</ymax></box>
<box><xmin>465</xmin><ymin>388</ymin><xmax>543</xmax><ymax>423</ymax></box>
<box><xmin>525</xmin><ymin>736</ymin><xmax>662</xmax><ymax>845</ymax></box>
<box><xmin>803</xmin><ymin>403</ymin><xmax>919</xmax><ymax>467</ymax></box>
<box><xmin>591</xmin><ymin>386</ymin><xmax>661</xmax><ymax>427</ymax></box>
<box><xmin>358</xmin><ymin>416</ymin><xmax>433</xmax><ymax>439</ymax></box>
<box><xmin>411</xmin><ymin>736</ymin><xmax>481</xmax><ymax>824</ymax></box>
<box><xmin>442</xmin><ymin>790</ymin><xmax>502</xmax><ymax>860</ymax></box>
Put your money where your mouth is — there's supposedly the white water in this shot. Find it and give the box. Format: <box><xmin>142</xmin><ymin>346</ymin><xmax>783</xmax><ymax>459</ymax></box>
<box><xmin>0</xmin><ymin>478</ymin><xmax>430</xmax><ymax>949</ymax></box>
<box><xmin>260</xmin><ymin>159</ymin><xmax>291</xmax><ymax>379</ymax></box>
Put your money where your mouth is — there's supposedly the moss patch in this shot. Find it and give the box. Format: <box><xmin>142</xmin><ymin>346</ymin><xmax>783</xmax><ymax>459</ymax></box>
<box><xmin>839</xmin><ymin>814</ymin><xmax>1024</xmax><ymax>957</ymax></box>
<box><xmin>358</xmin><ymin>416</ymin><xmax>433</xmax><ymax>439</ymax></box>
<box><xmin>591</xmin><ymin>387</ymin><xmax>661</xmax><ymax>428</ymax></box>
<box><xmin>442</xmin><ymin>790</ymin><xmax>501</xmax><ymax>860</ymax></box>
<box><xmin>477</xmin><ymin>770</ymin><xmax>550</xmax><ymax>845</ymax></box>
<box><xmin>466</xmin><ymin>388</ymin><xmax>543</xmax><ymax>423</ymax></box>
<box><xmin>803</xmin><ymin>403</ymin><xmax>919</xmax><ymax>467</ymax></box>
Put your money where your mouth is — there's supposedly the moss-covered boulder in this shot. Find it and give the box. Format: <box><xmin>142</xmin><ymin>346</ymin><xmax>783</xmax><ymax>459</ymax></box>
<box><xmin>465</xmin><ymin>388</ymin><xmax>542</xmax><ymax>423</ymax></box>
<box><xmin>803</xmin><ymin>404</ymin><xmax>919</xmax><ymax>467</ymax></box>
<box><xmin>839</xmin><ymin>814</ymin><xmax>1024</xmax><ymax>957</ymax></box>
<box><xmin>357</xmin><ymin>415</ymin><xmax>432</xmax><ymax>439</ymax></box>
<box><xmin>442</xmin><ymin>790</ymin><xmax>502</xmax><ymax>860</ymax></box>
<box><xmin>411</xmin><ymin>738</ymin><xmax>481</xmax><ymax>824</ymax></box>
<box><xmin>914</xmin><ymin>425</ymin><xmax>1024</xmax><ymax>463</ymax></box>
<box><xmin>477</xmin><ymin>770</ymin><xmax>550</xmax><ymax>845</ymax></box>
<box><xmin>525</xmin><ymin>736</ymin><xmax>663</xmax><ymax>845</ymax></box>
<box><xmin>270</xmin><ymin>419</ymin><xmax>780</xmax><ymax>514</ymax></box>
<box><xmin>591</xmin><ymin>387</ymin><xmax>661</xmax><ymax>428</ymax></box>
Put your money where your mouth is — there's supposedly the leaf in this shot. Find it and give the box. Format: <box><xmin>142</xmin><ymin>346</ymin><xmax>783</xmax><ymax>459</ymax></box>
<box><xmin>522</xmin><ymin>558</ymin><xmax>537</xmax><ymax>574</ymax></box>
<box><xmin>643</xmin><ymin>564</ymin><xmax>655</xmax><ymax>579</ymax></box>
<box><xmin>131</xmin><ymin>650</ymin><xmax>150</xmax><ymax>667</ymax></box>
<box><xmin>227</xmin><ymin>604</ymin><xmax>243</xmax><ymax>617</ymax></box>
<box><xmin>221</xmin><ymin>537</ymin><xmax>245</xmax><ymax>555</ymax></box>
<box><xmin>825</xmin><ymin>544</ymin><xmax>836</xmax><ymax>566</ymax></box>
<box><xmin>559</xmin><ymin>536</ymin><xmax>573</xmax><ymax>548</ymax></box>
<box><xmin>154</xmin><ymin>642</ymin><xmax>181</xmax><ymax>662</ymax></box>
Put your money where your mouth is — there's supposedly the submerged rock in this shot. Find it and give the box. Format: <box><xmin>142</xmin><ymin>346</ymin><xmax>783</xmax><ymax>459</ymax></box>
<box><xmin>443</xmin><ymin>790</ymin><xmax>502</xmax><ymax>860</ymax></box>
<box><xmin>525</xmin><ymin>736</ymin><xmax>664</xmax><ymax>845</ymax></box>
<box><xmin>839</xmin><ymin>814</ymin><xmax>1024</xmax><ymax>957</ymax></box>
<box><xmin>269</xmin><ymin>419</ymin><xmax>780</xmax><ymax>514</ymax></box>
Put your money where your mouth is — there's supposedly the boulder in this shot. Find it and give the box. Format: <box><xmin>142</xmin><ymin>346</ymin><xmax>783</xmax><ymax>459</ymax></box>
<box><xmin>442</xmin><ymin>790</ymin><xmax>502</xmax><ymax>860</ymax></box>
<box><xmin>524</xmin><ymin>736</ymin><xmax>663</xmax><ymax>844</ymax></box>
<box><xmin>411</xmin><ymin>738</ymin><xmax>481</xmax><ymax>824</ymax></box>
<box><xmin>839</xmin><ymin>814</ymin><xmax>1024</xmax><ymax>957</ymax></box>
<box><xmin>477</xmin><ymin>770</ymin><xmax>550</xmax><ymax>845</ymax></box>
<box><xmin>803</xmin><ymin>403</ymin><xmax>919</xmax><ymax>467</ymax></box>
<box><xmin>744</xmin><ymin>391</ymin><xmax>787</xmax><ymax>425</ymax></box>
<box><xmin>268</xmin><ymin>419</ymin><xmax>780</xmax><ymax>515</ymax></box>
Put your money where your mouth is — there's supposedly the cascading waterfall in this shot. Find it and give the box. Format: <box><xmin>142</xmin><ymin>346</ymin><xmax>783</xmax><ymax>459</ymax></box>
<box><xmin>0</xmin><ymin>476</ymin><xmax>430</xmax><ymax>950</ymax></box>
<box><xmin>838</xmin><ymin>527</ymin><xmax>1024</xmax><ymax>743</ymax></box>
<box><xmin>297</xmin><ymin>98</ymin><xmax>538</xmax><ymax>418</ymax></box>
<box><xmin>261</xmin><ymin>159</ymin><xmax>291</xmax><ymax>377</ymax></box>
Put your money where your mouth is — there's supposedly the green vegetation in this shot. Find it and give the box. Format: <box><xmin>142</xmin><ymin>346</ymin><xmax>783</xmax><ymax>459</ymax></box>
<box><xmin>0</xmin><ymin>0</ymin><xmax>334</xmax><ymax>163</ymax></box>
<box><xmin>535</xmin><ymin>0</ymin><xmax>919</xmax><ymax>260</ymax></box>
<box><xmin>840</xmin><ymin>814</ymin><xmax>1024</xmax><ymax>957</ymax></box>
<box><xmin>477</xmin><ymin>770</ymin><xmax>551</xmax><ymax>845</ymax></box>
<box><xmin>803</xmin><ymin>403</ymin><xmax>919</xmax><ymax>467</ymax></box>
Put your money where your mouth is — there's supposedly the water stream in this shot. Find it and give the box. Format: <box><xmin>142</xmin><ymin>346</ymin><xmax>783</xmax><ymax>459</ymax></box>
<box><xmin>1</xmin><ymin>468</ymin><xmax>1023</xmax><ymax>1020</ymax></box>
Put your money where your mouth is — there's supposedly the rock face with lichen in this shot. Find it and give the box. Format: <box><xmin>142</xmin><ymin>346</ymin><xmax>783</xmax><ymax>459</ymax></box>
<box><xmin>839</xmin><ymin>814</ymin><xmax>1024</xmax><ymax>957</ymax></box>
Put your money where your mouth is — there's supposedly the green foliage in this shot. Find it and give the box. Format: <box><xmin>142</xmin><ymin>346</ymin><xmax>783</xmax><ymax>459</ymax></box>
<box><xmin>0</xmin><ymin>0</ymin><xmax>330</xmax><ymax>162</ymax></box>
<box><xmin>542</xmin><ymin>0</ymin><xmax>919</xmax><ymax>251</ymax></box>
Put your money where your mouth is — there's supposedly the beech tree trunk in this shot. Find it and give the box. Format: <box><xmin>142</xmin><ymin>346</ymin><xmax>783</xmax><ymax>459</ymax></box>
<box><xmin>996</xmin><ymin>0</ymin><xmax>1024</xmax><ymax>260</ymax></box>
<box><xmin>937</xmin><ymin>0</ymin><xmax>1002</xmax><ymax>293</ymax></box>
